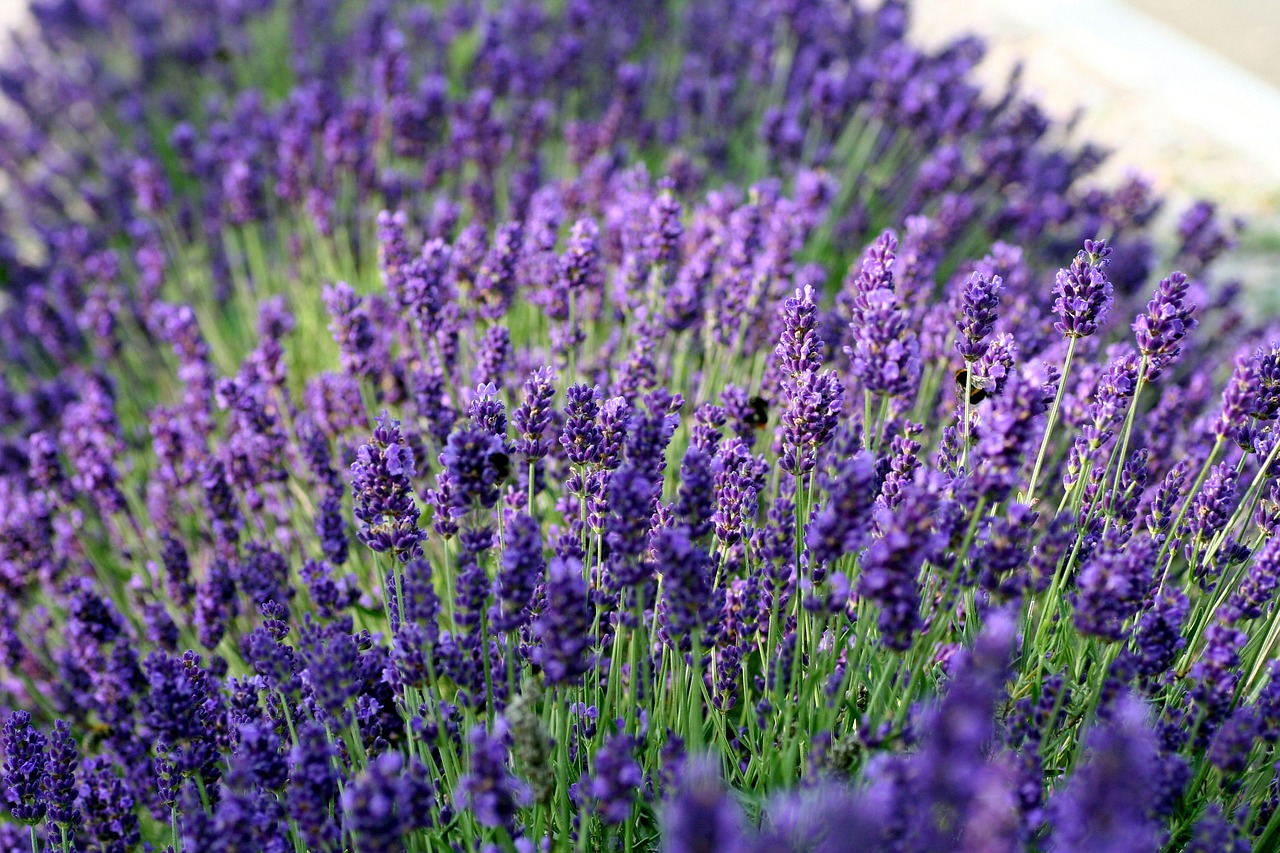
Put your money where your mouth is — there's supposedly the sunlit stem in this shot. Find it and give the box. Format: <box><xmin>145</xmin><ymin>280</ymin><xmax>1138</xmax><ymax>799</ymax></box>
<box><xmin>1024</xmin><ymin>336</ymin><xmax>1078</xmax><ymax>505</ymax></box>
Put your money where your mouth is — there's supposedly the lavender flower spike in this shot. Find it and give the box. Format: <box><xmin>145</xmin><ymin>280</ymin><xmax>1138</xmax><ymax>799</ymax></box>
<box><xmin>1052</xmin><ymin>239</ymin><xmax>1113</xmax><ymax>340</ymax></box>
<box><xmin>351</xmin><ymin>412</ymin><xmax>424</xmax><ymax>560</ymax></box>
<box><xmin>1132</xmin><ymin>271</ymin><xmax>1196</xmax><ymax>381</ymax></box>
<box><xmin>1048</xmin><ymin>694</ymin><xmax>1161</xmax><ymax>852</ymax></box>
<box><xmin>2</xmin><ymin>711</ymin><xmax>47</xmax><ymax>825</ymax></box>
<box><xmin>776</xmin><ymin>284</ymin><xmax>824</xmax><ymax>380</ymax></box>
<box><xmin>955</xmin><ymin>270</ymin><xmax>1004</xmax><ymax>362</ymax></box>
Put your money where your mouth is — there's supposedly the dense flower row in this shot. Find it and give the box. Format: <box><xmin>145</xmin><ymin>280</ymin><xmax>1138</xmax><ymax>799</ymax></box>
<box><xmin>0</xmin><ymin>1</ymin><xmax>1271</xmax><ymax>852</ymax></box>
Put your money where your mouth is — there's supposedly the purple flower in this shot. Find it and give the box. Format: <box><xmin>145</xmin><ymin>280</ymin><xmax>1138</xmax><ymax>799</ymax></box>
<box><xmin>235</xmin><ymin>541</ymin><xmax>292</xmax><ymax>609</ymax></box>
<box><xmin>1145</xmin><ymin>461</ymin><xmax>1189</xmax><ymax>541</ymax></box>
<box><xmin>1188</xmin><ymin>624</ymin><xmax>1247</xmax><ymax>745</ymax></box>
<box><xmin>130</xmin><ymin>156</ymin><xmax>171</xmax><ymax>215</ymax></box>
<box><xmin>1208</xmin><ymin>706</ymin><xmax>1260</xmax><ymax>778</ymax></box>
<box><xmin>532</xmin><ymin>556</ymin><xmax>593</xmax><ymax>687</ymax></box>
<box><xmin>1132</xmin><ymin>271</ymin><xmax>1196</xmax><ymax>380</ymax></box>
<box><xmin>1257</xmin><ymin>663</ymin><xmax>1280</xmax><ymax>743</ymax></box>
<box><xmin>606</xmin><ymin>464</ymin><xmax>659</xmax><ymax>588</ymax></box>
<box><xmin>778</xmin><ymin>369</ymin><xmax>843</xmax><ymax>475</ymax></box>
<box><xmin>581</xmin><ymin>733</ymin><xmax>642</xmax><ymax>824</ymax></box>
<box><xmin>440</xmin><ymin>423</ymin><xmax>506</xmax><ymax>515</ymax></box>
<box><xmin>1254</xmin><ymin>342</ymin><xmax>1280</xmax><ymax>423</ymax></box>
<box><xmin>1128</xmin><ymin>589</ymin><xmax>1189</xmax><ymax>680</ymax></box>
<box><xmin>377</xmin><ymin>209</ymin><xmax>412</xmax><ymax>307</ymax></box>
<box><xmin>847</xmin><ymin>287</ymin><xmax>919</xmax><ymax>399</ymax></box>
<box><xmin>289</xmin><ymin>722</ymin><xmax>342</xmax><ymax>852</ymax></box>
<box><xmin>1223</xmin><ymin>536</ymin><xmax>1280</xmax><ymax>624</ymax></box>
<box><xmin>656</xmin><ymin>526</ymin><xmax>715</xmax><ymax>643</ymax></box>
<box><xmin>8</xmin><ymin>5</ymin><xmax>1279</xmax><ymax>847</ymax></box>
<box><xmin>713</xmin><ymin>438</ymin><xmax>768</xmax><ymax>548</ymax></box>
<box><xmin>976</xmin><ymin>502</ymin><xmax>1038</xmax><ymax>600</ymax></box>
<box><xmin>343</xmin><ymin>751</ymin><xmax>435</xmax><ymax>852</ymax></box>
<box><xmin>195</xmin><ymin>558</ymin><xmax>237</xmax><ymax>649</ymax></box>
<box><xmin>1073</xmin><ymin>537</ymin><xmax>1155</xmax><ymax>642</ymax></box>
<box><xmin>954</xmin><ymin>270</ymin><xmax>1004</xmax><ymax>362</ymax></box>
<box><xmin>634</xmin><ymin>387</ymin><xmax>684</xmax><ymax>466</ymax></box>
<box><xmin>1179</xmin><ymin>463</ymin><xmax>1238</xmax><ymax>561</ymax></box>
<box><xmin>494</xmin><ymin>512</ymin><xmax>543</xmax><ymax>632</ymax></box>
<box><xmin>457</xmin><ymin>719</ymin><xmax>529</xmax><ymax>830</ymax></box>
<box><xmin>858</xmin><ymin>483</ymin><xmax>941</xmax><ymax>651</ymax></box>
<box><xmin>513</xmin><ymin>366</ymin><xmax>557</xmax><ymax>463</ymax></box>
<box><xmin>79</xmin><ymin>757</ymin><xmax>140</xmax><ymax>853</ymax></box>
<box><xmin>647</xmin><ymin>182</ymin><xmax>683</xmax><ymax>279</ymax></box>
<box><xmin>323</xmin><ymin>281</ymin><xmax>379</xmax><ymax>378</ymax></box>
<box><xmin>1051</xmin><ymin>239</ymin><xmax>1113</xmax><ymax>339</ymax></box>
<box><xmin>316</xmin><ymin>492</ymin><xmax>349</xmax><ymax>566</ymax></box>
<box><xmin>42</xmin><ymin>720</ymin><xmax>78</xmax><ymax>831</ymax></box>
<box><xmin>560</xmin><ymin>383</ymin><xmax>604</xmax><ymax>467</ymax></box>
<box><xmin>467</xmin><ymin>382</ymin><xmax>509</xmax><ymax>443</ymax></box>
<box><xmin>475</xmin><ymin>221</ymin><xmax>522</xmax><ymax>321</ymax></box>
<box><xmin>232</xmin><ymin>722</ymin><xmax>287</xmax><ymax>791</ymax></box>
<box><xmin>806</xmin><ymin>450</ymin><xmax>877</xmax><ymax>565</ymax></box>
<box><xmin>561</xmin><ymin>218</ymin><xmax>602</xmax><ymax>296</ymax></box>
<box><xmin>598</xmin><ymin>396</ymin><xmax>632</xmax><ymax>472</ymax></box>
<box><xmin>475</xmin><ymin>324</ymin><xmax>513</xmax><ymax>389</ymax></box>
<box><xmin>2</xmin><ymin>711</ymin><xmax>46</xmax><ymax>824</ymax></box>
<box><xmin>59</xmin><ymin>375</ymin><xmax>126</xmax><ymax>516</ymax></box>
<box><xmin>1175</xmin><ymin>200</ymin><xmax>1238</xmax><ymax>273</ymax></box>
<box><xmin>662</xmin><ymin>758</ymin><xmax>750</xmax><ymax>853</ymax></box>
<box><xmin>675</xmin><ymin>445</ymin><xmax>716</xmax><ymax>541</ymax></box>
<box><xmin>776</xmin><ymin>284</ymin><xmax>825</xmax><ymax>380</ymax></box>
<box><xmin>142</xmin><ymin>651</ymin><xmax>222</xmax><ymax>781</ymax></box>
<box><xmin>1048</xmin><ymin>694</ymin><xmax>1161</xmax><ymax>853</ymax></box>
<box><xmin>974</xmin><ymin>371</ymin><xmax>1047</xmax><ymax>502</ymax></box>
<box><xmin>970</xmin><ymin>331</ymin><xmax>1017</xmax><ymax>399</ymax></box>
<box><xmin>843</xmin><ymin>230</ymin><xmax>897</xmax><ymax>304</ymax></box>
<box><xmin>889</xmin><ymin>610</ymin><xmax>1019</xmax><ymax>850</ymax></box>
<box><xmin>351</xmin><ymin>412</ymin><xmax>423</xmax><ymax>560</ymax></box>
<box><xmin>26</xmin><ymin>429</ymin><xmax>68</xmax><ymax>501</ymax></box>
<box><xmin>1217</xmin><ymin>349</ymin><xmax>1263</xmax><ymax>440</ymax></box>
<box><xmin>301</xmin><ymin>558</ymin><xmax>358</xmax><ymax>621</ymax></box>
<box><xmin>1185</xmin><ymin>804</ymin><xmax>1249</xmax><ymax>853</ymax></box>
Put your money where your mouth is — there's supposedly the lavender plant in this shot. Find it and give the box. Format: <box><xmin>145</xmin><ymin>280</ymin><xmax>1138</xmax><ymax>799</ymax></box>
<box><xmin>0</xmin><ymin>0</ymin><xmax>1273</xmax><ymax>851</ymax></box>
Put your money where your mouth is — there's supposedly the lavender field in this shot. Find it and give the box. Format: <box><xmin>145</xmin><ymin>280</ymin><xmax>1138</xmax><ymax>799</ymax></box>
<box><xmin>0</xmin><ymin>1</ymin><xmax>1275</xmax><ymax>851</ymax></box>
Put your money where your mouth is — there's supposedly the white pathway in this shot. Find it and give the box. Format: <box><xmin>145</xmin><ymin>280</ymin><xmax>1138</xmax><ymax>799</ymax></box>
<box><xmin>912</xmin><ymin>0</ymin><xmax>1280</xmax><ymax>214</ymax></box>
<box><xmin>0</xmin><ymin>2</ymin><xmax>26</xmax><ymax>38</ymax></box>
<box><xmin>912</xmin><ymin>0</ymin><xmax>1280</xmax><ymax>305</ymax></box>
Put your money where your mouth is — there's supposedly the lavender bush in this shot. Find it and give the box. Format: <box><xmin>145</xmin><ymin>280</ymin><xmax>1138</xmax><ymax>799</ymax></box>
<box><xmin>0</xmin><ymin>1</ymin><xmax>1273</xmax><ymax>851</ymax></box>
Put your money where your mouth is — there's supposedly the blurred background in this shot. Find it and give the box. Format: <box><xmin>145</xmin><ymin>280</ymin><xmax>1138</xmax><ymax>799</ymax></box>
<box><xmin>912</xmin><ymin>0</ymin><xmax>1280</xmax><ymax>302</ymax></box>
<box><xmin>1</xmin><ymin>0</ymin><xmax>1277</xmax><ymax>295</ymax></box>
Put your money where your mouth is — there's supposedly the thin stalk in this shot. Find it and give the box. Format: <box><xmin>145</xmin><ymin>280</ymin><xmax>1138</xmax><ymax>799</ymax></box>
<box><xmin>863</xmin><ymin>389</ymin><xmax>874</xmax><ymax>451</ymax></box>
<box><xmin>1103</xmin><ymin>359</ymin><xmax>1148</xmax><ymax>505</ymax></box>
<box><xmin>1024</xmin><ymin>336</ymin><xmax>1078</xmax><ymax>504</ymax></box>
<box><xmin>1156</xmin><ymin>435</ymin><xmax>1227</xmax><ymax>592</ymax></box>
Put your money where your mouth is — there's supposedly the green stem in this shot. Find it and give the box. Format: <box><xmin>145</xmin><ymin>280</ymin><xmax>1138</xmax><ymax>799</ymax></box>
<box><xmin>1156</xmin><ymin>435</ymin><xmax>1226</xmax><ymax>593</ymax></box>
<box><xmin>1024</xmin><ymin>336</ymin><xmax>1078</xmax><ymax>504</ymax></box>
<box><xmin>1103</xmin><ymin>360</ymin><xmax>1148</xmax><ymax>508</ymax></box>
<box><xmin>959</xmin><ymin>366</ymin><xmax>974</xmax><ymax>471</ymax></box>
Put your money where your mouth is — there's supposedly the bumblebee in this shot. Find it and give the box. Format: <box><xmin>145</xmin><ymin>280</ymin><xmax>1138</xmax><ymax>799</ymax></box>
<box><xmin>489</xmin><ymin>450</ymin><xmax>512</xmax><ymax>481</ymax></box>
<box><xmin>953</xmin><ymin>368</ymin><xmax>989</xmax><ymax>405</ymax></box>
<box><xmin>745</xmin><ymin>395</ymin><xmax>770</xmax><ymax>430</ymax></box>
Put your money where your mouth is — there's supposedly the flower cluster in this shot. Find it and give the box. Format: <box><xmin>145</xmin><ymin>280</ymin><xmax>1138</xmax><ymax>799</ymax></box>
<box><xmin>0</xmin><ymin>1</ymin><xmax>1273</xmax><ymax>852</ymax></box>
